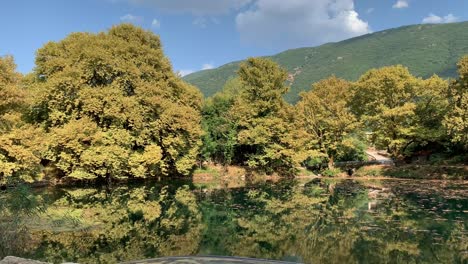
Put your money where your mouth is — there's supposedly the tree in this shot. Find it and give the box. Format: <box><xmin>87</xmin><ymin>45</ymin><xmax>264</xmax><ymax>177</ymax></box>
<box><xmin>29</xmin><ymin>24</ymin><xmax>203</xmax><ymax>180</ymax></box>
<box><xmin>0</xmin><ymin>56</ymin><xmax>44</xmax><ymax>183</ymax></box>
<box><xmin>295</xmin><ymin>76</ymin><xmax>362</xmax><ymax>166</ymax></box>
<box><xmin>351</xmin><ymin>66</ymin><xmax>419</xmax><ymax>158</ymax></box>
<box><xmin>351</xmin><ymin>66</ymin><xmax>450</xmax><ymax>159</ymax></box>
<box><xmin>412</xmin><ymin>75</ymin><xmax>450</xmax><ymax>150</ymax></box>
<box><xmin>230</xmin><ymin>58</ymin><xmax>307</xmax><ymax>174</ymax></box>
<box><xmin>444</xmin><ymin>56</ymin><xmax>468</xmax><ymax>149</ymax></box>
<box><xmin>200</xmin><ymin>78</ymin><xmax>241</xmax><ymax>165</ymax></box>
<box><xmin>0</xmin><ymin>56</ymin><xmax>24</xmax><ymax>131</ymax></box>
<box><xmin>351</xmin><ymin>65</ymin><xmax>448</xmax><ymax>158</ymax></box>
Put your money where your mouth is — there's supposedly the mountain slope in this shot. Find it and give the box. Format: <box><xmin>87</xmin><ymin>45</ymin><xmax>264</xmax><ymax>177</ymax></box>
<box><xmin>184</xmin><ymin>21</ymin><xmax>468</xmax><ymax>103</ymax></box>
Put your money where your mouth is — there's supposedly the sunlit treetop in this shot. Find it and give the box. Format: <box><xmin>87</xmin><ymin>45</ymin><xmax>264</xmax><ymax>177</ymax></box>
<box><xmin>29</xmin><ymin>24</ymin><xmax>203</xmax><ymax>179</ymax></box>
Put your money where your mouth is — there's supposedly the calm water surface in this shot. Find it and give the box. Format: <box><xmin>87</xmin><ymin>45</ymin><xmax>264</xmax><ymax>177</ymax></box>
<box><xmin>2</xmin><ymin>178</ymin><xmax>467</xmax><ymax>263</ymax></box>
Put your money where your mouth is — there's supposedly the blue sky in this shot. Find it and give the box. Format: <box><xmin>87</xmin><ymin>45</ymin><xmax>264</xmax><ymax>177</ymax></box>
<box><xmin>1</xmin><ymin>0</ymin><xmax>467</xmax><ymax>75</ymax></box>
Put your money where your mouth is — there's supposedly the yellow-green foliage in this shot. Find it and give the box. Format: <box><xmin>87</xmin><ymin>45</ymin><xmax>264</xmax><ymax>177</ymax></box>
<box><xmin>444</xmin><ymin>56</ymin><xmax>468</xmax><ymax>149</ymax></box>
<box><xmin>200</xmin><ymin>78</ymin><xmax>240</xmax><ymax>165</ymax></box>
<box><xmin>352</xmin><ymin>66</ymin><xmax>419</xmax><ymax>158</ymax></box>
<box><xmin>0</xmin><ymin>57</ymin><xmax>45</xmax><ymax>183</ymax></box>
<box><xmin>415</xmin><ymin>75</ymin><xmax>450</xmax><ymax>142</ymax></box>
<box><xmin>0</xmin><ymin>56</ymin><xmax>24</xmax><ymax>126</ymax></box>
<box><xmin>352</xmin><ymin>65</ymin><xmax>449</xmax><ymax>158</ymax></box>
<box><xmin>354</xmin><ymin>165</ymin><xmax>385</xmax><ymax>177</ymax></box>
<box><xmin>296</xmin><ymin>76</ymin><xmax>360</xmax><ymax>164</ymax></box>
<box><xmin>0</xmin><ymin>126</ymin><xmax>45</xmax><ymax>183</ymax></box>
<box><xmin>231</xmin><ymin>58</ymin><xmax>308</xmax><ymax>173</ymax></box>
<box><xmin>29</xmin><ymin>24</ymin><xmax>203</xmax><ymax>180</ymax></box>
<box><xmin>1</xmin><ymin>26</ymin><xmax>468</xmax><ymax>182</ymax></box>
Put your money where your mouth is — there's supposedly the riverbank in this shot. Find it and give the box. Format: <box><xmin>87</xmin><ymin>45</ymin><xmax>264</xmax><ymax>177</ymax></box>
<box><xmin>0</xmin><ymin>256</ymin><xmax>48</xmax><ymax>264</ymax></box>
<box><xmin>354</xmin><ymin>164</ymin><xmax>467</xmax><ymax>180</ymax></box>
<box><xmin>2</xmin><ymin>162</ymin><xmax>465</xmax><ymax>190</ymax></box>
<box><xmin>193</xmin><ymin>163</ymin><xmax>468</xmax><ymax>182</ymax></box>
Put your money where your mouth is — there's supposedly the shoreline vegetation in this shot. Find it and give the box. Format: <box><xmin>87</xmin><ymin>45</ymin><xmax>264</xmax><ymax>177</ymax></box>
<box><xmin>192</xmin><ymin>163</ymin><xmax>468</xmax><ymax>181</ymax></box>
<box><xmin>1</xmin><ymin>24</ymin><xmax>467</xmax><ymax>187</ymax></box>
<box><xmin>17</xmin><ymin>162</ymin><xmax>468</xmax><ymax>190</ymax></box>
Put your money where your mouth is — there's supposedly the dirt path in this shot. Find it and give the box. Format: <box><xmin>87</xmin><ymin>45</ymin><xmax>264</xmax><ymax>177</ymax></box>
<box><xmin>366</xmin><ymin>149</ymin><xmax>392</xmax><ymax>161</ymax></box>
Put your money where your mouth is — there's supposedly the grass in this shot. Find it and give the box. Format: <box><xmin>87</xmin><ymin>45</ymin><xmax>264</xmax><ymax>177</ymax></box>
<box><xmin>296</xmin><ymin>167</ymin><xmax>317</xmax><ymax>177</ymax></box>
<box><xmin>353</xmin><ymin>164</ymin><xmax>467</xmax><ymax>180</ymax></box>
<box><xmin>384</xmin><ymin>165</ymin><xmax>467</xmax><ymax>180</ymax></box>
<box><xmin>321</xmin><ymin>168</ymin><xmax>343</xmax><ymax>177</ymax></box>
<box><xmin>184</xmin><ymin>21</ymin><xmax>468</xmax><ymax>103</ymax></box>
<box><xmin>354</xmin><ymin>165</ymin><xmax>386</xmax><ymax>177</ymax></box>
<box><xmin>194</xmin><ymin>166</ymin><xmax>221</xmax><ymax>176</ymax></box>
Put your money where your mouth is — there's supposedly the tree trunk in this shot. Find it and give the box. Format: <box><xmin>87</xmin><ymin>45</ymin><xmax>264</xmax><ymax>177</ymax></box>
<box><xmin>328</xmin><ymin>156</ymin><xmax>334</xmax><ymax>169</ymax></box>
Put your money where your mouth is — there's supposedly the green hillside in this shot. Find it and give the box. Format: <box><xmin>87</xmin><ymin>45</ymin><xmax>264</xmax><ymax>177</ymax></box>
<box><xmin>183</xmin><ymin>21</ymin><xmax>468</xmax><ymax>102</ymax></box>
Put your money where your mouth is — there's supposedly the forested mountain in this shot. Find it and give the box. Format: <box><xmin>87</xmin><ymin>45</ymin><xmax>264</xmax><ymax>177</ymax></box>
<box><xmin>184</xmin><ymin>21</ymin><xmax>468</xmax><ymax>102</ymax></box>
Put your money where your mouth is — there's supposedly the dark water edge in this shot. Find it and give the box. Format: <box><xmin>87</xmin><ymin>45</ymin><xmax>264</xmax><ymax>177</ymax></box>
<box><xmin>1</xmin><ymin>178</ymin><xmax>467</xmax><ymax>264</ymax></box>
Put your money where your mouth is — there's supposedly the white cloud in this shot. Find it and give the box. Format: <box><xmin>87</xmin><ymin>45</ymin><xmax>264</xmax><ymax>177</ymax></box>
<box><xmin>151</xmin><ymin>19</ymin><xmax>161</xmax><ymax>28</ymax></box>
<box><xmin>392</xmin><ymin>0</ymin><xmax>408</xmax><ymax>9</ymax></box>
<box><xmin>422</xmin><ymin>13</ymin><xmax>459</xmax><ymax>24</ymax></box>
<box><xmin>178</xmin><ymin>63</ymin><xmax>216</xmax><ymax>76</ymax></box>
<box><xmin>115</xmin><ymin>0</ymin><xmax>253</xmax><ymax>15</ymax></box>
<box><xmin>120</xmin><ymin>14</ymin><xmax>143</xmax><ymax>23</ymax></box>
<box><xmin>202</xmin><ymin>63</ymin><xmax>215</xmax><ymax>70</ymax></box>
<box><xmin>178</xmin><ymin>69</ymin><xmax>195</xmax><ymax>76</ymax></box>
<box><xmin>193</xmin><ymin>17</ymin><xmax>208</xmax><ymax>28</ymax></box>
<box><xmin>235</xmin><ymin>0</ymin><xmax>371</xmax><ymax>50</ymax></box>
<box><xmin>444</xmin><ymin>14</ymin><xmax>459</xmax><ymax>23</ymax></box>
<box><xmin>422</xmin><ymin>14</ymin><xmax>442</xmax><ymax>24</ymax></box>
<box><xmin>366</xmin><ymin>8</ymin><xmax>374</xmax><ymax>14</ymax></box>
<box><xmin>192</xmin><ymin>17</ymin><xmax>222</xmax><ymax>28</ymax></box>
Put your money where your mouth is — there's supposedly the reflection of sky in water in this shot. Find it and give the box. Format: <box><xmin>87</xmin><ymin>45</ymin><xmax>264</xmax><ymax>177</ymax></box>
<box><xmin>2</xmin><ymin>179</ymin><xmax>467</xmax><ymax>264</ymax></box>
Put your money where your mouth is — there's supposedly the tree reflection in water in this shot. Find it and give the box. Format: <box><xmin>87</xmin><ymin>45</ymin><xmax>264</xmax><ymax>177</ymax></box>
<box><xmin>1</xmin><ymin>179</ymin><xmax>466</xmax><ymax>264</ymax></box>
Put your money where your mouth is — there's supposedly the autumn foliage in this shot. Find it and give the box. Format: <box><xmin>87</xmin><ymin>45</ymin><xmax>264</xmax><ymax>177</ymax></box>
<box><xmin>1</xmin><ymin>24</ymin><xmax>202</xmax><ymax>183</ymax></box>
<box><xmin>1</xmin><ymin>24</ymin><xmax>467</xmax><ymax>184</ymax></box>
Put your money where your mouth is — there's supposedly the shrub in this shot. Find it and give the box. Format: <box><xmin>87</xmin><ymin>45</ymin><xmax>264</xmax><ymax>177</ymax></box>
<box><xmin>322</xmin><ymin>168</ymin><xmax>342</xmax><ymax>177</ymax></box>
<box><xmin>354</xmin><ymin>165</ymin><xmax>385</xmax><ymax>177</ymax></box>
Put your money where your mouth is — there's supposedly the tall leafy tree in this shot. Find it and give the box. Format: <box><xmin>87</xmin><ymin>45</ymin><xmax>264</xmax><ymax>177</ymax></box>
<box><xmin>413</xmin><ymin>75</ymin><xmax>450</xmax><ymax>147</ymax></box>
<box><xmin>296</xmin><ymin>76</ymin><xmax>362</xmax><ymax>166</ymax></box>
<box><xmin>444</xmin><ymin>56</ymin><xmax>468</xmax><ymax>150</ymax></box>
<box><xmin>200</xmin><ymin>78</ymin><xmax>241</xmax><ymax>165</ymax></box>
<box><xmin>29</xmin><ymin>24</ymin><xmax>203</xmax><ymax>180</ymax></box>
<box><xmin>230</xmin><ymin>58</ymin><xmax>307</xmax><ymax>174</ymax></box>
<box><xmin>0</xmin><ymin>56</ymin><xmax>24</xmax><ymax>130</ymax></box>
<box><xmin>351</xmin><ymin>65</ymin><xmax>448</xmax><ymax>158</ymax></box>
<box><xmin>351</xmin><ymin>66</ymin><xmax>419</xmax><ymax>158</ymax></box>
<box><xmin>0</xmin><ymin>56</ymin><xmax>44</xmax><ymax>183</ymax></box>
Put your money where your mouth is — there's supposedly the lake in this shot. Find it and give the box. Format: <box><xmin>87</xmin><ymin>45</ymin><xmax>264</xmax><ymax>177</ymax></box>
<box><xmin>1</xmin><ymin>178</ymin><xmax>467</xmax><ymax>264</ymax></box>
